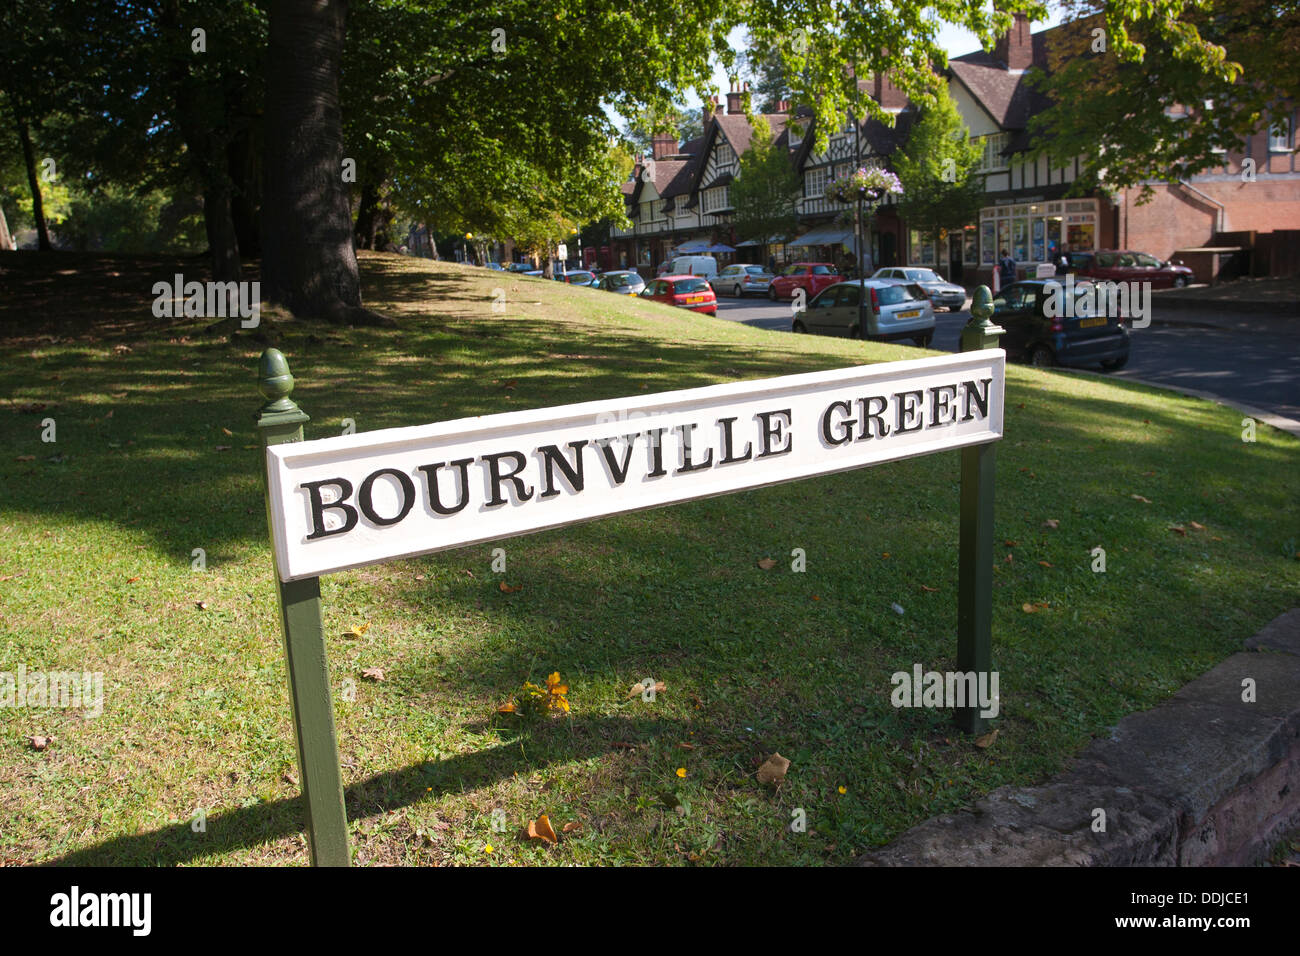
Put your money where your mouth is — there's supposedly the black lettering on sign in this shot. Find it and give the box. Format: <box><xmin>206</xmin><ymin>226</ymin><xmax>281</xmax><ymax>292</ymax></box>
<box><xmin>538</xmin><ymin>440</ymin><xmax>588</xmax><ymax>498</ymax></box>
<box><xmin>302</xmin><ymin>478</ymin><xmax>358</xmax><ymax>540</ymax></box>
<box><xmin>417</xmin><ymin>458</ymin><xmax>473</xmax><ymax>515</ymax></box>
<box><xmin>675</xmin><ymin>422</ymin><xmax>714</xmax><ymax>474</ymax></box>
<box><xmin>756</xmin><ymin>409</ymin><xmax>792</xmax><ymax>458</ymax></box>
<box><xmin>595</xmin><ymin>434</ymin><xmax>639</xmax><ymax>485</ymax></box>
<box><xmin>645</xmin><ymin>428</ymin><xmax>668</xmax><ymax>478</ymax></box>
<box><xmin>961</xmin><ymin>378</ymin><xmax>992</xmax><ymax>422</ymax></box>
<box><xmin>894</xmin><ymin>390</ymin><xmax>924</xmax><ymax>434</ymax></box>
<box><xmin>482</xmin><ymin>451</ymin><xmax>534</xmax><ymax>507</ymax></box>
<box><xmin>358</xmin><ymin>468</ymin><xmax>416</xmax><ymax>526</ymax></box>
<box><xmin>857</xmin><ymin>395</ymin><xmax>890</xmax><ymax>439</ymax></box>
<box><xmin>928</xmin><ymin>385</ymin><xmax>958</xmax><ymax>427</ymax></box>
<box><xmin>716</xmin><ymin>417</ymin><xmax>753</xmax><ymax>465</ymax></box>
<box><xmin>821</xmin><ymin>400</ymin><xmax>855</xmax><ymax>446</ymax></box>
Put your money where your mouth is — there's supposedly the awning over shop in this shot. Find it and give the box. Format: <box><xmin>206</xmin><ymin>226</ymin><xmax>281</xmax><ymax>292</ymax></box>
<box><xmin>788</xmin><ymin>225</ymin><xmax>854</xmax><ymax>247</ymax></box>
<box><xmin>735</xmin><ymin>236</ymin><xmax>787</xmax><ymax>247</ymax></box>
<box><xmin>705</xmin><ymin>243</ymin><xmax>735</xmax><ymax>253</ymax></box>
<box><xmin>673</xmin><ymin>240</ymin><xmax>710</xmax><ymax>253</ymax></box>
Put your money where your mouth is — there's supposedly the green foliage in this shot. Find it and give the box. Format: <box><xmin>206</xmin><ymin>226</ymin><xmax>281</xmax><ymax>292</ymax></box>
<box><xmin>893</xmin><ymin>89</ymin><xmax>984</xmax><ymax>246</ymax></box>
<box><xmin>1029</xmin><ymin>3</ymin><xmax>1299</xmax><ymax>197</ymax></box>
<box><xmin>730</xmin><ymin>117</ymin><xmax>800</xmax><ymax>258</ymax></box>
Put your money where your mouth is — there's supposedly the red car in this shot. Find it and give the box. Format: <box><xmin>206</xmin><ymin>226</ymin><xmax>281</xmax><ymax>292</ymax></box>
<box><xmin>640</xmin><ymin>275</ymin><xmax>718</xmax><ymax>316</ymax></box>
<box><xmin>768</xmin><ymin>262</ymin><xmax>842</xmax><ymax>301</ymax></box>
<box><xmin>1073</xmin><ymin>250</ymin><xmax>1194</xmax><ymax>288</ymax></box>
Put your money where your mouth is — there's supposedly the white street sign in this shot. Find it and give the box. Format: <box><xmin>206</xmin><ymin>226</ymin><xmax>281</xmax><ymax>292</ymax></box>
<box><xmin>266</xmin><ymin>350</ymin><xmax>1005</xmax><ymax>581</ymax></box>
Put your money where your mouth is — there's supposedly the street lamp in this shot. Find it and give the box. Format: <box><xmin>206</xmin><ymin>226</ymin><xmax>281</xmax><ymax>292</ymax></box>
<box><xmin>464</xmin><ymin>232</ymin><xmax>474</xmax><ymax>264</ymax></box>
<box><xmin>570</xmin><ymin>227</ymin><xmax>581</xmax><ymax>269</ymax></box>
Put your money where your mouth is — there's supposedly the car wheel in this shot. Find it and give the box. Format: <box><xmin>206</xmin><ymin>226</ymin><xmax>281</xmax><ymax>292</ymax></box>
<box><xmin>1030</xmin><ymin>345</ymin><xmax>1056</xmax><ymax>368</ymax></box>
<box><xmin>914</xmin><ymin>332</ymin><xmax>934</xmax><ymax>348</ymax></box>
<box><xmin>849</xmin><ymin>324</ymin><xmax>863</xmax><ymax>340</ymax></box>
<box><xmin>1173</xmin><ymin>275</ymin><xmax>1189</xmax><ymax>288</ymax></box>
<box><xmin>1101</xmin><ymin>355</ymin><xmax>1129</xmax><ymax>371</ymax></box>
<box><xmin>792</xmin><ymin>320</ymin><xmax>807</xmax><ymax>334</ymax></box>
<box><xmin>768</xmin><ymin>286</ymin><xmax>778</xmax><ymax>302</ymax></box>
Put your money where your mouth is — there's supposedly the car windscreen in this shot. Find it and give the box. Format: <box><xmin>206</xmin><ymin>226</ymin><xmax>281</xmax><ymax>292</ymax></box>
<box><xmin>607</xmin><ymin>274</ymin><xmax>635</xmax><ymax>287</ymax></box>
<box><xmin>876</xmin><ymin>284</ymin><xmax>924</xmax><ymax>306</ymax></box>
<box><xmin>906</xmin><ymin>270</ymin><xmax>941</xmax><ymax>282</ymax></box>
<box><xmin>744</xmin><ymin>266</ymin><xmax>768</xmax><ymax>275</ymax></box>
<box><xmin>811</xmin><ymin>265</ymin><xmax>835</xmax><ymax>275</ymax></box>
<box><xmin>674</xmin><ymin>278</ymin><xmax>709</xmax><ymax>294</ymax></box>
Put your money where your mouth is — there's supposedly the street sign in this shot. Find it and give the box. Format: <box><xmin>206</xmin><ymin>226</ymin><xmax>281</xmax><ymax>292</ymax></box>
<box><xmin>557</xmin><ymin>243</ymin><xmax>568</xmax><ymax>260</ymax></box>
<box><xmin>266</xmin><ymin>351</ymin><xmax>1005</xmax><ymax>582</ymax></box>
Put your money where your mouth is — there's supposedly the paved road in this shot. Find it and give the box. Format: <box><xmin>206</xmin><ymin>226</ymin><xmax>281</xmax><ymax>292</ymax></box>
<box><xmin>712</xmin><ymin>294</ymin><xmax>1300</xmax><ymax>422</ymax></box>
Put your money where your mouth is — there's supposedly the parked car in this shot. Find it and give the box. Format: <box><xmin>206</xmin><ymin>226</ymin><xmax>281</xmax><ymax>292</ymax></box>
<box><xmin>991</xmin><ymin>279</ymin><xmax>1130</xmax><ymax>370</ymax></box>
<box><xmin>768</xmin><ymin>262</ymin><xmax>841</xmax><ymax>302</ymax></box>
<box><xmin>505</xmin><ymin>262</ymin><xmax>534</xmax><ymax>273</ymax></box>
<box><xmin>1075</xmin><ymin>250</ymin><xmax>1194</xmax><ymax>288</ymax></box>
<box><xmin>871</xmin><ymin>267</ymin><xmax>966</xmax><ymax>311</ymax></box>
<box><xmin>483</xmin><ymin>262</ymin><xmax>505</xmax><ymax>271</ymax></box>
<box><xmin>598</xmin><ymin>270</ymin><xmax>646</xmax><ymax>296</ymax></box>
<box><xmin>559</xmin><ymin>270</ymin><xmax>599</xmax><ymax>287</ymax></box>
<box><xmin>791</xmin><ymin>279</ymin><xmax>935</xmax><ymax>345</ymax></box>
<box><xmin>640</xmin><ymin>275</ymin><xmax>718</xmax><ymax>316</ymax></box>
<box><xmin>665</xmin><ymin>255</ymin><xmax>720</xmax><ymax>280</ymax></box>
<box><xmin>711</xmin><ymin>264</ymin><xmax>775</xmax><ymax>297</ymax></box>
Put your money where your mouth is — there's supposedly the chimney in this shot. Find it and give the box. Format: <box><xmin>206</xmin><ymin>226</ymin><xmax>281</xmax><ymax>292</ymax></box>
<box><xmin>776</xmin><ymin>99</ymin><xmax>790</xmax><ymax>114</ymax></box>
<box><xmin>995</xmin><ymin>13</ymin><xmax>1033</xmax><ymax>71</ymax></box>
<box><xmin>726</xmin><ymin>81</ymin><xmax>744</xmax><ymax>116</ymax></box>
<box><xmin>651</xmin><ymin>133</ymin><xmax>677</xmax><ymax>160</ymax></box>
<box><xmin>871</xmin><ymin>72</ymin><xmax>909</xmax><ymax>110</ymax></box>
<box><xmin>703</xmin><ymin>94</ymin><xmax>721</xmax><ymax>123</ymax></box>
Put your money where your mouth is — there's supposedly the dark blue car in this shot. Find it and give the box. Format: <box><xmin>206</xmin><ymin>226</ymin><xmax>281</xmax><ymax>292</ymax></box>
<box><xmin>992</xmin><ymin>279</ymin><xmax>1131</xmax><ymax>371</ymax></box>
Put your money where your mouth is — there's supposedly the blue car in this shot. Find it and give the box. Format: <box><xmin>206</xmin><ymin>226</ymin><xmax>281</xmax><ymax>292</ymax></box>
<box><xmin>992</xmin><ymin>279</ymin><xmax>1131</xmax><ymax>370</ymax></box>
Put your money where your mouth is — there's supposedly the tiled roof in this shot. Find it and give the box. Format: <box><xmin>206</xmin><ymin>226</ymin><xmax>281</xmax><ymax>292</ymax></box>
<box><xmin>947</xmin><ymin>31</ymin><xmax>1050</xmax><ymax>132</ymax></box>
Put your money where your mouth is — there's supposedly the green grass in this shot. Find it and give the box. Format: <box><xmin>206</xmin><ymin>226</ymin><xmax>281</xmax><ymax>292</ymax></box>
<box><xmin>1</xmin><ymin>251</ymin><xmax>1297</xmax><ymax>866</ymax></box>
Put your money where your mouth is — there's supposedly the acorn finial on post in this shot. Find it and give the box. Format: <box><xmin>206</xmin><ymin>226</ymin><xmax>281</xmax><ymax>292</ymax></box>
<box><xmin>256</xmin><ymin>348</ymin><xmax>309</xmax><ymax>439</ymax></box>
<box><xmin>961</xmin><ymin>285</ymin><xmax>1005</xmax><ymax>353</ymax></box>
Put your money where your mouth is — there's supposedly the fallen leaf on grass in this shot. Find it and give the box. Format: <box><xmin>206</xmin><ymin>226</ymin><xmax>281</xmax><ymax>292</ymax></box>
<box><xmin>1130</xmin><ymin>494</ymin><xmax>1152</xmax><ymax>504</ymax></box>
<box><xmin>1004</xmin><ymin>539</ymin><xmax>1019</xmax><ymax>547</ymax></box>
<box><xmin>1004</xmin><ymin>553</ymin><xmax>1014</xmax><ymax>564</ymax></box>
<box><xmin>756</xmin><ymin>557</ymin><xmax>777</xmax><ymax>570</ymax></box>
<box><xmin>756</xmin><ymin>752</ymin><xmax>791</xmax><ymax>785</ymax></box>
<box><xmin>676</xmin><ymin>742</ymin><xmax>696</xmax><ymax>750</ymax></box>
<box><xmin>214</xmin><ymin>445</ymin><xmax>231</xmax><ymax>451</ymax></box>
<box><xmin>126</xmin><ymin>576</ymin><xmax>140</xmax><ymax>584</ymax></box>
<box><xmin>498</xmin><ymin>581</ymin><xmax>522</xmax><ymax>593</ymax></box>
<box><xmin>626</xmin><ymin>680</ymin><xmax>665</xmax><ymax>699</ymax></box>
<box><xmin>974</xmin><ymin>729</ymin><xmax>1000</xmax><ymax>749</ymax></box>
<box><xmin>221</xmin><ymin>427</ymin><xmax>233</xmax><ymax>436</ymax></box>
<box><xmin>1021</xmin><ymin>601</ymin><xmax>1050</xmax><ymax>613</ymax></box>
<box><xmin>522</xmin><ymin>813</ymin><xmax>557</xmax><ymax>844</ymax></box>
<box><xmin>561</xmin><ymin>821</ymin><xmax>582</xmax><ymax>834</ymax></box>
<box><xmin>195</xmin><ymin>601</ymin><xmax>208</xmax><ymax>610</ymax></box>
<box><xmin>28</xmin><ymin>735</ymin><xmax>53</xmax><ymax>751</ymax></box>
<box><xmin>1170</xmin><ymin>525</ymin><xmax>1187</xmax><ymax>536</ymax></box>
<box><xmin>610</xmin><ymin>741</ymin><xmax>636</xmax><ymax>750</ymax></box>
<box><xmin>1189</xmin><ymin>521</ymin><xmax>1206</xmax><ymax>531</ymax></box>
<box><xmin>14</xmin><ymin>455</ymin><xmax>34</xmax><ymax>462</ymax></box>
<box><xmin>919</xmin><ymin>584</ymin><xmax>939</xmax><ymax>593</ymax></box>
<box><xmin>497</xmin><ymin>702</ymin><xmax>516</xmax><ymax>713</ymax></box>
<box><xmin>360</xmin><ymin>667</ymin><xmax>385</xmax><ymax>682</ymax></box>
<box><xmin>1038</xmin><ymin>561</ymin><xmax>1053</xmax><ymax>568</ymax></box>
<box><xmin>340</xmin><ymin>623</ymin><xmax>370</xmax><ymax>638</ymax></box>
<box><xmin>1042</xmin><ymin>519</ymin><xmax>1060</xmax><ymax>529</ymax></box>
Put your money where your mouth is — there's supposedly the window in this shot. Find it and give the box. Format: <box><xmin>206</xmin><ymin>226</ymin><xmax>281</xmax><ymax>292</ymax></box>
<box><xmin>1269</xmin><ymin>116</ymin><xmax>1293</xmax><ymax>152</ymax></box>
<box><xmin>977</xmin><ymin>133</ymin><xmax>1010</xmax><ymax>171</ymax></box>
<box><xmin>804</xmin><ymin>167</ymin><xmax>828</xmax><ymax>198</ymax></box>
<box><xmin>702</xmin><ymin>186</ymin><xmax>731</xmax><ymax>213</ymax></box>
<box><xmin>715</xmin><ymin>143</ymin><xmax>735</xmax><ymax>166</ymax></box>
<box><xmin>789</xmin><ymin>122</ymin><xmax>806</xmax><ymax>147</ymax></box>
<box><xmin>837</xmin><ymin>285</ymin><xmax>861</xmax><ymax>308</ymax></box>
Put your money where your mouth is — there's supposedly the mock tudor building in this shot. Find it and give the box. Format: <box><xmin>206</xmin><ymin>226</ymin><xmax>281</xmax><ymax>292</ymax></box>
<box><xmin>947</xmin><ymin>12</ymin><xmax>1299</xmax><ymax>285</ymax></box>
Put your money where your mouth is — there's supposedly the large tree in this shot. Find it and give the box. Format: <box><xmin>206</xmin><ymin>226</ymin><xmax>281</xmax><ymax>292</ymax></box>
<box><xmin>730</xmin><ymin>116</ymin><xmax>800</xmax><ymax>265</ymax></box>
<box><xmin>1028</xmin><ymin>1</ymin><xmax>1299</xmax><ymax>197</ymax></box>
<box><xmin>892</xmin><ymin>87</ymin><xmax>984</xmax><ymax>258</ymax></box>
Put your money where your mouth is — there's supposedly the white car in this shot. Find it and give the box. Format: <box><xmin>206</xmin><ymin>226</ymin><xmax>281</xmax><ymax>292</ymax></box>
<box><xmin>871</xmin><ymin>267</ymin><xmax>967</xmax><ymax>312</ymax></box>
<box><xmin>665</xmin><ymin>255</ymin><xmax>719</xmax><ymax>280</ymax></box>
<box><xmin>710</xmin><ymin>264</ymin><xmax>775</xmax><ymax>297</ymax></box>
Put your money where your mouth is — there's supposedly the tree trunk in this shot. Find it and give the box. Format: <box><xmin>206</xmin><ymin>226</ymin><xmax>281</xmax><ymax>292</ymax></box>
<box><xmin>16</xmin><ymin>119</ymin><xmax>52</xmax><ymax>251</ymax></box>
<box><xmin>203</xmin><ymin>181</ymin><xmax>242</xmax><ymax>285</ymax></box>
<box><xmin>262</xmin><ymin>0</ymin><xmax>389</xmax><ymax>325</ymax></box>
<box><xmin>354</xmin><ymin>180</ymin><xmax>379</xmax><ymax>249</ymax></box>
<box><xmin>228</xmin><ymin>126</ymin><xmax>261</xmax><ymax>259</ymax></box>
<box><xmin>0</xmin><ymin>202</ymin><xmax>14</xmax><ymax>250</ymax></box>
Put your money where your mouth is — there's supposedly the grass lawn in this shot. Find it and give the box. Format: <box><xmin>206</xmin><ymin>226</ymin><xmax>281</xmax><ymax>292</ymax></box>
<box><xmin>1</xmin><ymin>251</ymin><xmax>1296</xmax><ymax>866</ymax></box>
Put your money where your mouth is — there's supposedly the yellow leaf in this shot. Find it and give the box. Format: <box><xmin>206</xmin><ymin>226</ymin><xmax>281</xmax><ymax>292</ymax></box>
<box><xmin>524</xmin><ymin>813</ymin><xmax>557</xmax><ymax>844</ymax></box>
<box><xmin>756</xmin><ymin>753</ymin><xmax>790</xmax><ymax>785</ymax></box>
<box><xmin>975</xmin><ymin>729</ymin><xmax>1000</xmax><ymax>749</ymax></box>
<box><xmin>341</xmin><ymin>622</ymin><xmax>370</xmax><ymax>638</ymax></box>
<box><xmin>676</xmin><ymin>767</ymin><xmax>687</xmax><ymax>778</ymax></box>
<box><xmin>497</xmin><ymin>702</ymin><xmax>516</xmax><ymax>713</ymax></box>
<box><xmin>499</xmin><ymin>581</ymin><xmax>522</xmax><ymax>593</ymax></box>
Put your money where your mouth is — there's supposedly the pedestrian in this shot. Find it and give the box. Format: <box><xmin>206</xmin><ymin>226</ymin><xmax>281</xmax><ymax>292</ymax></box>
<box><xmin>1055</xmin><ymin>243</ymin><xmax>1071</xmax><ymax>274</ymax></box>
<box><xmin>998</xmin><ymin>249</ymin><xmax>1017</xmax><ymax>287</ymax></box>
<box><xmin>768</xmin><ymin>253</ymin><xmax>776</xmax><ymax>273</ymax></box>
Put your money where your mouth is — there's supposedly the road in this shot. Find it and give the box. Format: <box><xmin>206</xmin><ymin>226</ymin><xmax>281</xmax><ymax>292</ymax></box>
<box><xmin>712</xmin><ymin>294</ymin><xmax>1300</xmax><ymax>422</ymax></box>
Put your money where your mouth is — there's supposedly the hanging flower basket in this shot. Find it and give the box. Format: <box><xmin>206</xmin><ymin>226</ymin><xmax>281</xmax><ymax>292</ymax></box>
<box><xmin>824</xmin><ymin>166</ymin><xmax>903</xmax><ymax>205</ymax></box>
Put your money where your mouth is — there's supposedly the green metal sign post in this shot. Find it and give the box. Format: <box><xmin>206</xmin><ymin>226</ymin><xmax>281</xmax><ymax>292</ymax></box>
<box><xmin>257</xmin><ymin>350</ymin><xmax>351</xmax><ymax>867</ymax></box>
<box><xmin>956</xmin><ymin>286</ymin><xmax>1004</xmax><ymax>734</ymax></box>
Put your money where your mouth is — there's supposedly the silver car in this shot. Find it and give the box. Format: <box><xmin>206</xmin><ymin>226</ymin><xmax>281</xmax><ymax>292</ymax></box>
<box><xmin>871</xmin><ymin>267</ymin><xmax>967</xmax><ymax>312</ymax></box>
<box><xmin>710</xmin><ymin>263</ymin><xmax>774</xmax><ymax>297</ymax></box>
<box><xmin>793</xmin><ymin>279</ymin><xmax>935</xmax><ymax>346</ymax></box>
<box><xmin>598</xmin><ymin>270</ymin><xmax>646</xmax><ymax>296</ymax></box>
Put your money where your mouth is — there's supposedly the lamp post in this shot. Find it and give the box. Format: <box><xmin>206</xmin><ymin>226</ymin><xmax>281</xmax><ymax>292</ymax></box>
<box><xmin>570</xmin><ymin>227</ymin><xmax>580</xmax><ymax>269</ymax></box>
<box><xmin>852</xmin><ymin>110</ymin><xmax>863</xmax><ymax>279</ymax></box>
<box><xmin>464</xmin><ymin>232</ymin><xmax>474</xmax><ymax>265</ymax></box>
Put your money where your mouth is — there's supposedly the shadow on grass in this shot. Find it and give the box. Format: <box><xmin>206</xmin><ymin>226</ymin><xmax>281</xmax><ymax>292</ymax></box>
<box><xmin>44</xmin><ymin>715</ymin><xmax>686</xmax><ymax>866</ymax></box>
